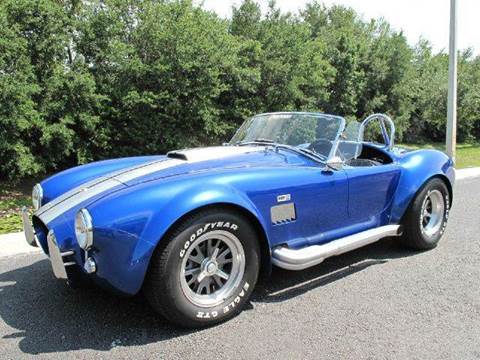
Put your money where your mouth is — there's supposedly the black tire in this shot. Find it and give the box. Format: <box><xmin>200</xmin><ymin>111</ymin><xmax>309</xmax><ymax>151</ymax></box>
<box><xmin>143</xmin><ymin>208</ymin><xmax>260</xmax><ymax>328</ymax></box>
<box><xmin>400</xmin><ymin>178</ymin><xmax>450</xmax><ymax>250</ymax></box>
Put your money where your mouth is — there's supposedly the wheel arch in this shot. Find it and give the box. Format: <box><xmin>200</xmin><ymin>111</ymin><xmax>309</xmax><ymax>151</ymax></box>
<box><xmin>390</xmin><ymin>149</ymin><xmax>455</xmax><ymax>223</ymax></box>
<box><xmin>397</xmin><ymin>174</ymin><xmax>451</xmax><ymax>250</ymax></box>
<box><xmin>148</xmin><ymin>202</ymin><xmax>272</xmax><ymax>282</ymax></box>
<box><xmin>432</xmin><ymin>174</ymin><xmax>453</xmax><ymax>207</ymax></box>
<box><xmin>398</xmin><ymin>174</ymin><xmax>453</xmax><ymax>224</ymax></box>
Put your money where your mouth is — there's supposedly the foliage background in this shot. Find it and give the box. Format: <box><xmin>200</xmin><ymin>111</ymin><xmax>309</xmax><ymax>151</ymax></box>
<box><xmin>1</xmin><ymin>0</ymin><xmax>479</xmax><ymax>180</ymax></box>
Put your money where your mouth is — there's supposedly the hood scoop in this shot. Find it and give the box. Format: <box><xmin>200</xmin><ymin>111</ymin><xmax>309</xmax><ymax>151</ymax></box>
<box><xmin>167</xmin><ymin>146</ymin><xmax>262</xmax><ymax>162</ymax></box>
<box><xmin>166</xmin><ymin>151</ymin><xmax>188</xmax><ymax>161</ymax></box>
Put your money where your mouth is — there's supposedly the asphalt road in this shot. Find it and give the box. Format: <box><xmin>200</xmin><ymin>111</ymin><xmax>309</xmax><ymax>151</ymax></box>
<box><xmin>1</xmin><ymin>177</ymin><xmax>479</xmax><ymax>359</ymax></box>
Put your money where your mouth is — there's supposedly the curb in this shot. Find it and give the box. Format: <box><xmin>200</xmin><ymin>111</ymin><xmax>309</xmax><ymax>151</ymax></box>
<box><xmin>456</xmin><ymin>167</ymin><xmax>480</xmax><ymax>180</ymax></box>
<box><xmin>1</xmin><ymin>167</ymin><xmax>479</xmax><ymax>258</ymax></box>
<box><xmin>0</xmin><ymin>232</ymin><xmax>41</xmax><ymax>258</ymax></box>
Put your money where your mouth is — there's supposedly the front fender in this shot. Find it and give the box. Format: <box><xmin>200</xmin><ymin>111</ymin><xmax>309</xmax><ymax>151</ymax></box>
<box><xmin>390</xmin><ymin>149</ymin><xmax>455</xmax><ymax>223</ymax></box>
<box><xmin>87</xmin><ymin>175</ymin><xmax>270</xmax><ymax>295</ymax></box>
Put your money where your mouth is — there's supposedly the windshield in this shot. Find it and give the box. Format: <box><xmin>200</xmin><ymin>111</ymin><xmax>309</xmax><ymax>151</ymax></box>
<box><xmin>230</xmin><ymin>112</ymin><xmax>345</xmax><ymax>159</ymax></box>
<box><xmin>336</xmin><ymin>120</ymin><xmax>363</xmax><ymax>161</ymax></box>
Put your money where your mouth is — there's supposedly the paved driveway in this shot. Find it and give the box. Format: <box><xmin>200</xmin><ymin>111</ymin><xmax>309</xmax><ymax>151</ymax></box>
<box><xmin>1</xmin><ymin>177</ymin><xmax>479</xmax><ymax>359</ymax></box>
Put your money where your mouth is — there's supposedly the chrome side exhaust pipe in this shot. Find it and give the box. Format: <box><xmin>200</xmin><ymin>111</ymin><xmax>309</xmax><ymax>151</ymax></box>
<box><xmin>272</xmin><ymin>225</ymin><xmax>402</xmax><ymax>271</ymax></box>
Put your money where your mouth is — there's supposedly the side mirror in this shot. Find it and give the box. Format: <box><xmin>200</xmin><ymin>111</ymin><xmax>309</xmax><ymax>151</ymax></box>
<box><xmin>324</xmin><ymin>156</ymin><xmax>343</xmax><ymax>171</ymax></box>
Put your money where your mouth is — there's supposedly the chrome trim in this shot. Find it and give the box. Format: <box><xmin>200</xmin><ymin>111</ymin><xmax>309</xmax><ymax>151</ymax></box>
<box><xmin>324</xmin><ymin>156</ymin><xmax>344</xmax><ymax>171</ymax></box>
<box><xmin>47</xmin><ymin>230</ymin><xmax>68</xmax><ymax>279</ymax></box>
<box><xmin>253</xmin><ymin>111</ymin><xmax>345</xmax><ymax>119</ymax></box>
<box><xmin>46</xmin><ymin>231</ymin><xmax>77</xmax><ymax>278</ymax></box>
<box><xmin>420</xmin><ymin>189</ymin><xmax>445</xmax><ymax>237</ymax></box>
<box><xmin>32</xmin><ymin>183</ymin><xmax>43</xmax><ymax>211</ymax></box>
<box><xmin>271</xmin><ymin>203</ymin><xmax>296</xmax><ymax>224</ymax></box>
<box><xmin>180</xmin><ymin>230</ymin><xmax>245</xmax><ymax>308</ymax></box>
<box><xmin>75</xmin><ymin>208</ymin><xmax>94</xmax><ymax>250</ymax></box>
<box><xmin>272</xmin><ymin>225</ymin><xmax>402</xmax><ymax>271</ymax></box>
<box><xmin>277</xmin><ymin>194</ymin><xmax>291</xmax><ymax>203</ymax></box>
<box><xmin>21</xmin><ymin>207</ymin><xmax>38</xmax><ymax>247</ymax></box>
<box><xmin>359</xmin><ymin>114</ymin><xmax>396</xmax><ymax>150</ymax></box>
<box><xmin>84</xmin><ymin>257</ymin><xmax>97</xmax><ymax>274</ymax></box>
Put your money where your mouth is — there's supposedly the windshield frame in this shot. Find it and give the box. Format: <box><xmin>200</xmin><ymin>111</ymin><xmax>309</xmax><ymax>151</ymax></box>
<box><xmin>230</xmin><ymin>112</ymin><xmax>346</xmax><ymax>163</ymax></box>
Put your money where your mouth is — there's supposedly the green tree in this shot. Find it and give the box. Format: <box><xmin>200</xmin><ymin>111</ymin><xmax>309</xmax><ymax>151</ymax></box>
<box><xmin>0</xmin><ymin>0</ymin><xmax>105</xmax><ymax>179</ymax></box>
<box><xmin>1</xmin><ymin>0</ymin><xmax>480</xmax><ymax>180</ymax></box>
<box><xmin>0</xmin><ymin>7</ymin><xmax>41</xmax><ymax>178</ymax></box>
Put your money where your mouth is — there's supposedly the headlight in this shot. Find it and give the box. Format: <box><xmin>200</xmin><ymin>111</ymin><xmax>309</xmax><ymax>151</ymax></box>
<box><xmin>32</xmin><ymin>184</ymin><xmax>43</xmax><ymax>211</ymax></box>
<box><xmin>75</xmin><ymin>209</ymin><xmax>93</xmax><ymax>250</ymax></box>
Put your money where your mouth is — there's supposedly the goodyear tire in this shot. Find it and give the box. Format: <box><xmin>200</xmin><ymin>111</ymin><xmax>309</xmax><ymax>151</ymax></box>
<box><xmin>144</xmin><ymin>208</ymin><xmax>260</xmax><ymax>328</ymax></box>
<box><xmin>401</xmin><ymin>178</ymin><xmax>450</xmax><ymax>250</ymax></box>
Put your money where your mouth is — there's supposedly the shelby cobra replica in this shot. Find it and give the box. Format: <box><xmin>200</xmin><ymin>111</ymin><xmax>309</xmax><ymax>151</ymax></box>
<box><xmin>23</xmin><ymin>112</ymin><xmax>455</xmax><ymax>327</ymax></box>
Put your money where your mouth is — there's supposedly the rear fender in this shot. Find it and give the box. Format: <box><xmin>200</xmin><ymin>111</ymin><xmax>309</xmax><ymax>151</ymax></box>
<box><xmin>390</xmin><ymin>149</ymin><xmax>455</xmax><ymax>223</ymax></box>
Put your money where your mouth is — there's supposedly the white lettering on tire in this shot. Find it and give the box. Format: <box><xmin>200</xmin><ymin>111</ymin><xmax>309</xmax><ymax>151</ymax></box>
<box><xmin>196</xmin><ymin>311</ymin><xmax>218</xmax><ymax>319</ymax></box>
<box><xmin>440</xmin><ymin>193</ymin><xmax>450</xmax><ymax>235</ymax></box>
<box><xmin>195</xmin><ymin>282</ymin><xmax>250</xmax><ymax>319</ymax></box>
<box><xmin>179</xmin><ymin>222</ymin><xmax>239</xmax><ymax>258</ymax></box>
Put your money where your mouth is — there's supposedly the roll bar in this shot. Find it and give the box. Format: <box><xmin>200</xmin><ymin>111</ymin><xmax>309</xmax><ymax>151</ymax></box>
<box><xmin>358</xmin><ymin>113</ymin><xmax>395</xmax><ymax>150</ymax></box>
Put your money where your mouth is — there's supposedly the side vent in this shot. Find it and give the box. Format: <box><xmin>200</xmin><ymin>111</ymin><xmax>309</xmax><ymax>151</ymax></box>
<box><xmin>271</xmin><ymin>203</ymin><xmax>296</xmax><ymax>225</ymax></box>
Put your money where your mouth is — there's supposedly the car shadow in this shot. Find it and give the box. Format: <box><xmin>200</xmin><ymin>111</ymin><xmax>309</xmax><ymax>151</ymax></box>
<box><xmin>0</xmin><ymin>237</ymin><xmax>417</xmax><ymax>355</ymax></box>
<box><xmin>252</xmin><ymin>237</ymin><xmax>417</xmax><ymax>303</ymax></box>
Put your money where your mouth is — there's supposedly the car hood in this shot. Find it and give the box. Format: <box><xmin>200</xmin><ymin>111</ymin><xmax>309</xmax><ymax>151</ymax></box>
<box><xmin>118</xmin><ymin>145</ymin><xmax>294</xmax><ymax>186</ymax></box>
<box><xmin>36</xmin><ymin>146</ymin><xmax>300</xmax><ymax>225</ymax></box>
<box><xmin>118</xmin><ymin>146</ymin><xmax>262</xmax><ymax>185</ymax></box>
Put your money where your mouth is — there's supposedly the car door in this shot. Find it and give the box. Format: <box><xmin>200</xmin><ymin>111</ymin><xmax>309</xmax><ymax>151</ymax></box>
<box><xmin>344</xmin><ymin>163</ymin><xmax>401</xmax><ymax>230</ymax></box>
<box><xmin>251</xmin><ymin>164</ymin><xmax>350</xmax><ymax>249</ymax></box>
<box><xmin>293</xmin><ymin>166</ymin><xmax>351</xmax><ymax>246</ymax></box>
<box><xmin>341</xmin><ymin>114</ymin><xmax>401</xmax><ymax>231</ymax></box>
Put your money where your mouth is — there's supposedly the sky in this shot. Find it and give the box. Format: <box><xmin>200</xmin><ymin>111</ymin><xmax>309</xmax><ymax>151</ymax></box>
<box><xmin>200</xmin><ymin>0</ymin><xmax>479</xmax><ymax>55</ymax></box>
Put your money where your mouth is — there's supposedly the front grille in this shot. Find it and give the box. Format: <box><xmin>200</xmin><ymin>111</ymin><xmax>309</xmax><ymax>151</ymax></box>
<box><xmin>32</xmin><ymin>215</ymin><xmax>78</xmax><ymax>278</ymax></box>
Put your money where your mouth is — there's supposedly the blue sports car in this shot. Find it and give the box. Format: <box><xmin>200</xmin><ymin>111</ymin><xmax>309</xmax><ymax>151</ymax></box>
<box><xmin>23</xmin><ymin>112</ymin><xmax>455</xmax><ymax>327</ymax></box>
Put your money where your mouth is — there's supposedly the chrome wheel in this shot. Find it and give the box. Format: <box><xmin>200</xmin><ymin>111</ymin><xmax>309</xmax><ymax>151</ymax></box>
<box><xmin>180</xmin><ymin>230</ymin><xmax>245</xmax><ymax>308</ymax></box>
<box><xmin>420</xmin><ymin>189</ymin><xmax>445</xmax><ymax>238</ymax></box>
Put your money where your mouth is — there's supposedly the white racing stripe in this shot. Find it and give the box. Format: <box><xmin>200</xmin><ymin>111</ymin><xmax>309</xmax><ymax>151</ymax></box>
<box><xmin>115</xmin><ymin>158</ymin><xmax>184</xmax><ymax>183</ymax></box>
<box><xmin>36</xmin><ymin>146</ymin><xmax>261</xmax><ymax>225</ymax></box>
<box><xmin>38</xmin><ymin>178</ymin><xmax>125</xmax><ymax>224</ymax></box>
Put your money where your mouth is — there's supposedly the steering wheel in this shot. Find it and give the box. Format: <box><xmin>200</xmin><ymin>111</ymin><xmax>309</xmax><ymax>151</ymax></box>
<box><xmin>307</xmin><ymin>139</ymin><xmax>332</xmax><ymax>158</ymax></box>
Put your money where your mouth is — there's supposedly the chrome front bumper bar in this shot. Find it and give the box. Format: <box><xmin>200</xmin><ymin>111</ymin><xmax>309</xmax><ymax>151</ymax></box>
<box><xmin>47</xmin><ymin>231</ymin><xmax>75</xmax><ymax>279</ymax></box>
<box><xmin>22</xmin><ymin>207</ymin><xmax>74</xmax><ymax>279</ymax></box>
<box><xmin>21</xmin><ymin>206</ymin><xmax>38</xmax><ymax>247</ymax></box>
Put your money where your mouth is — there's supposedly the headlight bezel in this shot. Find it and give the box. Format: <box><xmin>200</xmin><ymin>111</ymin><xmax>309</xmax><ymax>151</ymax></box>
<box><xmin>32</xmin><ymin>183</ymin><xmax>43</xmax><ymax>211</ymax></box>
<box><xmin>75</xmin><ymin>208</ymin><xmax>94</xmax><ymax>250</ymax></box>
